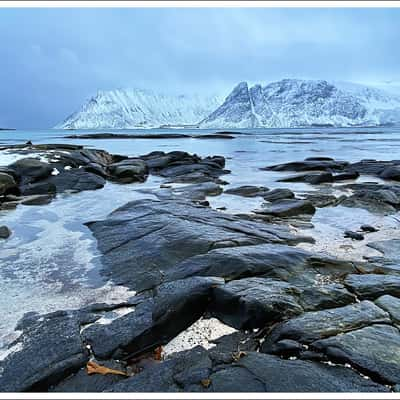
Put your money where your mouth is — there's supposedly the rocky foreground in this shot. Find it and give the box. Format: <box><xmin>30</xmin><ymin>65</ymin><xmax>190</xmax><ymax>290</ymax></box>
<box><xmin>1</xmin><ymin>144</ymin><xmax>400</xmax><ymax>392</ymax></box>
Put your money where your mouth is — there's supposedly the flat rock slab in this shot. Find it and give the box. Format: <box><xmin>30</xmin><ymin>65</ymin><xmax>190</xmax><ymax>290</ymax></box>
<box><xmin>224</xmin><ymin>185</ymin><xmax>270</xmax><ymax>197</ymax></box>
<box><xmin>261</xmin><ymin>301</ymin><xmax>390</xmax><ymax>350</ymax></box>
<box><xmin>256</xmin><ymin>199</ymin><xmax>316</xmax><ymax>217</ymax></box>
<box><xmin>344</xmin><ymin>274</ymin><xmax>400</xmax><ymax>299</ymax></box>
<box><xmin>312</xmin><ymin>324</ymin><xmax>400</xmax><ymax>384</ymax></box>
<box><xmin>108</xmin><ymin>348</ymin><xmax>387</xmax><ymax>392</ymax></box>
<box><xmin>166</xmin><ymin>243</ymin><xmax>357</xmax><ymax>285</ymax></box>
<box><xmin>262</xmin><ymin>188</ymin><xmax>295</xmax><ymax>202</ymax></box>
<box><xmin>375</xmin><ymin>295</ymin><xmax>400</xmax><ymax>324</ymax></box>
<box><xmin>87</xmin><ymin>198</ymin><xmax>311</xmax><ymax>291</ymax></box>
<box><xmin>212</xmin><ymin>277</ymin><xmax>303</xmax><ymax>330</ymax></box>
<box><xmin>263</xmin><ymin>160</ymin><xmax>349</xmax><ymax>172</ymax></box>
<box><xmin>278</xmin><ymin>172</ymin><xmax>333</xmax><ymax>185</ymax></box>
<box><xmin>0</xmin><ymin>310</ymin><xmax>94</xmax><ymax>392</ymax></box>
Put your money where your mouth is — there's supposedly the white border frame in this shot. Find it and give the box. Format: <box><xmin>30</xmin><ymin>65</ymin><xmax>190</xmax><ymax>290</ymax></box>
<box><xmin>1</xmin><ymin>1</ymin><xmax>400</xmax><ymax>398</ymax></box>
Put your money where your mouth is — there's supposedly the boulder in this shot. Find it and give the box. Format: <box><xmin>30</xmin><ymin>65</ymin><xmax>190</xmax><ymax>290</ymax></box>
<box><xmin>256</xmin><ymin>199</ymin><xmax>316</xmax><ymax>217</ymax></box>
<box><xmin>225</xmin><ymin>185</ymin><xmax>270</xmax><ymax>197</ymax></box>
<box><xmin>8</xmin><ymin>158</ymin><xmax>53</xmax><ymax>184</ymax></box>
<box><xmin>45</xmin><ymin>170</ymin><xmax>105</xmax><ymax>193</ymax></box>
<box><xmin>212</xmin><ymin>277</ymin><xmax>303</xmax><ymax>330</ymax></box>
<box><xmin>0</xmin><ymin>172</ymin><xmax>18</xmax><ymax>195</ymax></box>
<box><xmin>0</xmin><ymin>225</ymin><xmax>11</xmax><ymax>239</ymax></box>
<box><xmin>344</xmin><ymin>230</ymin><xmax>364</xmax><ymax>241</ymax></box>
<box><xmin>375</xmin><ymin>295</ymin><xmax>400</xmax><ymax>324</ymax></box>
<box><xmin>108</xmin><ymin>159</ymin><xmax>148</xmax><ymax>183</ymax></box>
<box><xmin>312</xmin><ymin>324</ymin><xmax>400</xmax><ymax>384</ymax></box>
<box><xmin>344</xmin><ymin>274</ymin><xmax>400</xmax><ymax>299</ymax></box>
<box><xmin>261</xmin><ymin>301</ymin><xmax>390</xmax><ymax>351</ymax></box>
<box><xmin>278</xmin><ymin>172</ymin><xmax>333</xmax><ymax>185</ymax></box>
<box><xmin>262</xmin><ymin>188</ymin><xmax>295</xmax><ymax>202</ymax></box>
<box><xmin>263</xmin><ymin>159</ymin><xmax>348</xmax><ymax>172</ymax></box>
<box><xmin>380</xmin><ymin>165</ymin><xmax>400</xmax><ymax>181</ymax></box>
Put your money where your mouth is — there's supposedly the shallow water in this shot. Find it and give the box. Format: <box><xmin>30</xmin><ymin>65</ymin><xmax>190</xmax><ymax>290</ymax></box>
<box><xmin>1</xmin><ymin>126</ymin><xmax>400</xmax><ymax>346</ymax></box>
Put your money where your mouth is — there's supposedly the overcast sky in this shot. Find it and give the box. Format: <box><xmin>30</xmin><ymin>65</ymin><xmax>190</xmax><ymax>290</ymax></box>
<box><xmin>1</xmin><ymin>7</ymin><xmax>400</xmax><ymax>128</ymax></box>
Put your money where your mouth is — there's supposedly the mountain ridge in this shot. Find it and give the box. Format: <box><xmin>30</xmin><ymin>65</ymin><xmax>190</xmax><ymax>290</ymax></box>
<box><xmin>56</xmin><ymin>80</ymin><xmax>400</xmax><ymax>129</ymax></box>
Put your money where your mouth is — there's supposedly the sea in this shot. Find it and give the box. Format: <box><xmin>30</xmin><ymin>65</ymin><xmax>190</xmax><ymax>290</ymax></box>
<box><xmin>1</xmin><ymin>126</ymin><xmax>400</xmax><ymax>348</ymax></box>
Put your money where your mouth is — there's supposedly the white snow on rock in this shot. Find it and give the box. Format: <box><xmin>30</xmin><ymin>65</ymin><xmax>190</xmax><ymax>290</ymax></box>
<box><xmin>56</xmin><ymin>88</ymin><xmax>224</xmax><ymax>129</ymax></box>
<box><xmin>200</xmin><ymin>79</ymin><xmax>400</xmax><ymax>128</ymax></box>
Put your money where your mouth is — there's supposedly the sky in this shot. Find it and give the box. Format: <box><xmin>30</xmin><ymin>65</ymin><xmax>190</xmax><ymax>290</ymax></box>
<box><xmin>1</xmin><ymin>7</ymin><xmax>400</xmax><ymax>129</ymax></box>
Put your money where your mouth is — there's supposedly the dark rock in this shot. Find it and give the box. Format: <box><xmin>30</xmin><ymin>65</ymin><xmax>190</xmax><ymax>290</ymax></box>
<box><xmin>87</xmin><ymin>198</ymin><xmax>311</xmax><ymax>291</ymax></box>
<box><xmin>108</xmin><ymin>346</ymin><xmax>211</xmax><ymax>392</ymax></box>
<box><xmin>45</xmin><ymin>170</ymin><xmax>106</xmax><ymax>193</ymax></box>
<box><xmin>380</xmin><ymin>165</ymin><xmax>400</xmax><ymax>181</ymax></box>
<box><xmin>107</xmin><ymin>348</ymin><xmax>387</xmax><ymax>392</ymax></box>
<box><xmin>225</xmin><ymin>185</ymin><xmax>270</xmax><ymax>197</ymax></box>
<box><xmin>360</xmin><ymin>224</ymin><xmax>379</xmax><ymax>233</ymax></box>
<box><xmin>0</xmin><ymin>310</ymin><xmax>93</xmax><ymax>391</ymax></box>
<box><xmin>342</xmin><ymin>186</ymin><xmax>400</xmax><ymax>214</ymax></box>
<box><xmin>0</xmin><ymin>225</ymin><xmax>11</xmax><ymax>239</ymax></box>
<box><xmin>333</xmin><ymin>171</ymin><xmax>360</xmax><ymax>181</ymax></box>
<box><xmin>82</xmin><ymin>277</ymin><xmax>222</xmax><ymax>360</ymax></box>
<box><xmin>305</xmin><ymin>157</ymin><xmax>334</xmax><ymax>161</ymax></box>
<box><xmin>8</xmin><ymin>158</ymin><xmax>53</xmax><ymax>184</ymax></box>
<box><xmin>171</xmin><ymin>182</ymin><xmax>222</xmax><ymax>201</ymax></box>
<box><xmin>262</xmin><ymin>188</ymin><xmax>295</xmax><ymax>202</ymax></box>
<box><xmin>263</xmin><ymin>159</ymin><xmax>348</xmax><ymax>172</ymax></box>
<box><xmin>21</xmin><ymin>194</ymin><xmax>54</xmax><ymax>206</ymax></box>
<box><xmin>268</xmin><ymin>339</ymin><xmax>304</xmax><ymax>356</ymax></box>
<box><xmin>50</xmin><ymin>366</ymin><xmax>126</xmax><ymax>392</ymax></box>
<box><xmin>20</xmin><ymin>181</ymin><xmax>57</xmax><ymax>196</ymax></box>
<box><xmin>303</xmin><ymin>193</ymin><xmax>340</xmax><ymax>208</ymax></box>
<box><xmin>345</xmin><ymin>159</ymin><xmax>400</xmax><ymax>176</ymax></box>
<box><xmin>278</xmin><ymin>172</ymin><xmax>333</xmax><ymax>185</ymax></box>
<box><xmin>211</xmin><ymin>352</ymin><xmax>387</xmax><ymax>392</ymax></box>
<box><xmin>212</xmin><ymin>277</ymin><xmax>303</xmax><ymax>330</ymax></box>
<box><xmin>261</xmin><ymin>301</ymin><xmax>389</xmax><ymax>351</ymax></box>
<box><xmin>375</xmin><ymin>295</ymin><xmax>400</xmax><ymax>324</ymax></box>
<box><xmin>344</xmin><ymin>274</ymin><xmax>400</xmax><ymax>299</ymax></box>
<box><xmin>0</xmin><ymin>172</ymin><xmax>18</xmax><ymax>195</ymax></box>
<box><xmin>108</xmin><ymin>159</ymin><xmax>148</xmax><ymax>183</ymax></box>
<box><xmin>344</xmin><ymin>230</ymin><xmax>364</xmax><ymax>241</ymax></box>
<box><xmin>196</xmin><ymin>134</ymin><xmax>234</xmax><ymax>139</ymax></box>
<box><xmin>83</xmin><ymin>162</ymin><xmax>108</xmax><ymax>178</ymax></box>
<box><xmin>256</xmin><ymin>199</ymin><xmax>316</xmax><ymax>217</ymax></box>
<box><xmin>298</xmin><ymin>283</ymin><xmax>356</xmax><ymax>311</ymax></box>
<box><xmin>312</xmin><ymin>324</ymin><xmax>400</xmax><ymax>384</ymax></box>
<box><xmin>166</xmin><ymin>243</ymin><xmax>356</xmax><ymax>285</ymax></box>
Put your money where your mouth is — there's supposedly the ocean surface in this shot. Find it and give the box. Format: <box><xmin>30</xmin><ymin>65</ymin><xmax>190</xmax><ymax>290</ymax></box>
<box><xmin>1</xmin><ymin>126</ymin><xmax>400</xmax><ymax>349</ymax></box>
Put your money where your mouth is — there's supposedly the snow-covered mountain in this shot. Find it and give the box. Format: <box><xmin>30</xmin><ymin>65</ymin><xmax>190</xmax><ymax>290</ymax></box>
<box><xmin>56</xmin><ymin>88</ymin><xmax>224</xmax><ymax>129</ymax></box>
<box><xmin>199</xmin><ymin>79</ymin><xmax>400</xmax><ymax>128</ymax></box>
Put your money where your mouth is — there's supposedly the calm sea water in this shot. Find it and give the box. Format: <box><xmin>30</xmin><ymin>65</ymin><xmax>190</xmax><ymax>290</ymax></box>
<box><xmin>1</xmin><ymin>126</ymin><xmax>400</xmax><ymax>347</ymax></box>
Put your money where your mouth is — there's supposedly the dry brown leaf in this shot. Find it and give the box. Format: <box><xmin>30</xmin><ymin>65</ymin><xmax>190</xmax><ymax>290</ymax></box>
<box><xmin>87</xmin><ymin>360</ymin><xmax>127</xmax><ymax>376</ymax></box>
<box><xmin>153</xmin><ymin>346</ymin><xmax>163</xmax><ymax>361</ymax></box>
<box><xmin>201</xmin><ymin>378</ymin><xmax>211</xmax><ymax>388</ymax></box>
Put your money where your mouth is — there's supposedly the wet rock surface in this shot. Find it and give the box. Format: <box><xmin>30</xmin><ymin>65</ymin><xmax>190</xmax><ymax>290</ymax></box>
<box><xmin>2</xmin><ymin>147</ymin><xmax>400</xmax><ymax>393</ymax></box>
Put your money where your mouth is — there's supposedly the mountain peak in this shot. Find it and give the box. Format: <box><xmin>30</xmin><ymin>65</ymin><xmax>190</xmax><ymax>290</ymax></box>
<box><xmin>200</xmin><ymin>78</ymin><xmax>400</xmax><ymax>128</ymax></box>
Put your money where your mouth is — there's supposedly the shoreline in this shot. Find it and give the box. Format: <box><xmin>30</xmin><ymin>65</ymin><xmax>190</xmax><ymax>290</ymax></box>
<box><xmin>0</xmin><ymin>141</ymin><xmax>399</xmax><ymax>392</ymax></box>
